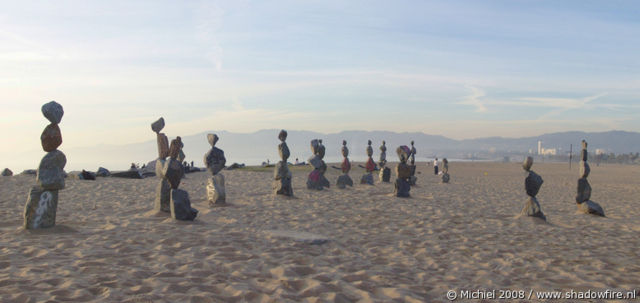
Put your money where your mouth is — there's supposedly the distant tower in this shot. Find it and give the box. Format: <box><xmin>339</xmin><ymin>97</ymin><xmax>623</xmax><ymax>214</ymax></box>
<box><xmin>537</xmin><ymin>141</ymin><xmax>542</xmax><ymax>155</ymax></box>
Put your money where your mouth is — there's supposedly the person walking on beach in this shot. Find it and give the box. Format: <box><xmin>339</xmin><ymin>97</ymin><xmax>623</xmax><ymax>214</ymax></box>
<box><xmin>433</xmin><ymin>158</ymin><xmax>439</xmax><ymax>175</ymax></box>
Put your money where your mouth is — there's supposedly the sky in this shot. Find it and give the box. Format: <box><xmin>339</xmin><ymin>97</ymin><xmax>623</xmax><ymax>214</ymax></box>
<box><xmin>1</xmin><ymin>0</ymin><xmax>639</xmax><ymax>165</ymax></box>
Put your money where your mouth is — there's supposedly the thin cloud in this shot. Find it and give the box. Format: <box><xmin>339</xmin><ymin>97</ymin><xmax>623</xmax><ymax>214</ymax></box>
<box><xmin>458</xmin><ymin>86</ymin><xmax>487</xmax><ymax>113</ymax></box>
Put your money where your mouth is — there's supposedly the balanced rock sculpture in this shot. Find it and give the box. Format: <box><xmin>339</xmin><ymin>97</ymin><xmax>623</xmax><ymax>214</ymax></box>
<box><xmin>576</xmin><ymin>140</ymin><xmax>605</xmax><ymax>216</ymax></box>
<box><xmin>378</xmin><ymin>141</ymin><xmax>391</xmax><ymax>182</ymax></box>
<box><xmin>165</xmin><ymin>138</ymin><xmax>198</xmax><ymax>220</ymax></box>
<box><xmin>152</xmin><ymin>117</ymin><xmax>171</xmax><ymax>213</ymax></box>
<box><xmin>360</xmin><ymin>140</ymin><xmax>376</xmax><ymax>185</ymax></box>
<box><xmin>204</xmin><ymin>134</ymin><xmax>227</xmax><ymax>205</ymax></box>
<box><xmin>441</xmin><ymin>158</ymin><xmax>450</xmax><ymax>183</ymax></box>
<box><xmin>520</xmin><ymin>156</ymin><xmax>546</xmax><ymax>220</ymax></box>
<box><xmin>274</xmin><ymin>130</ymin><xmax>293</xmax><ymax>196</ymax></box>
<box><xmin>307</xmin><ymin>139</ymin><xmax>330</xmax><ymax>190</ymax></box>
<box><xmin>336</xmin><ymin>140</ymin><xmax>353</xmax><ymax>189</ymax></box>
<box><xmin>394</xmin><ymin>146</ymin><xmax>411</xmax><ymax>197</ymax></box>
<box><xmin>408</xmin><ymin>140</ymin><xmax>417</xmax><ymax>185</ymax></box>
<box><xmin>24</xmin><ymin>101</ymin><xmax>66</xmax><ymax>229</ymax></box>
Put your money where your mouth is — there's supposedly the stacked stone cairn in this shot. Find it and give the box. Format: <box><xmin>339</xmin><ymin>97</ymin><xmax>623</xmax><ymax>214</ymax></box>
<box><xmin>408</xmin><ymin>141</ymin><xmax>417</xmax><ymax>185</ymax></box>
<box><xmin>378</xmin><ymin>141</ymin><xmax>391</xmax><ymax>182</ymax></box>
<box><xmin>576</xmin><ymin>140</ymin><xmax>605</xmax><ymax>216</ymax></box>
<box><xmin>520</xmin><ymin>156</ymin><xmax>546</xmax><ymax>220</ymax></box>
<box><xmin>24</xmin><ymin>101</ymin><xmax>66</xmax><ymax>229</ymax></box>
<box><xmin>152</xmin><ymin>117</ymin><xmax>171</xmax><ymax>213</ymax></box>
<box><xmin>441</xmin><ymin>158</ymin><xmax>450</xmax><ymax>183</ymax></box>
<box><xmin>165</xmin><ymin>137</ymin><xmax>198</xmax><ymax>220</ymax></box>
<box><xmin>307</xmin><ymin>139</ymin><xmax>330</xmax><ymax>190</ymax></box>
<box><xmin>204</xmin><ymin>134</ymin><xmax>227</xmax><ymax>205</ymax></box>
<box><xmin>394</xmin><ymin>146</ymin><xmax>412</xmax><ymax>197</ymax></box>
<box><xmin>336</xmin><ymin>140</ymin><xmax>353</xmax><ymax>189</ymax></box>
<box><xmin>360</xmin><ymin>140</ymin><xmax>376</xmax><ymax>185</ymax></box>
<box><xmin>274</xmin><ymin>130</ymin><xmax>293</xmax><ymax>196</ymax></box>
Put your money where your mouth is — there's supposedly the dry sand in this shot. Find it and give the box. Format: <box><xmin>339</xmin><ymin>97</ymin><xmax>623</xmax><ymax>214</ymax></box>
<box><xmin>0</xmin><ymin>162</ymin><xmax>639</xmax><ymax>302</ymax></box>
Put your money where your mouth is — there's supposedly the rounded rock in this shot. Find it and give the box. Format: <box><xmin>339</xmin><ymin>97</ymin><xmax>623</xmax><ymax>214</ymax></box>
<box><xmin>40</xmin><ymin>123</ymin><xmax>62</xmax><ymax>152</ymax></box>
<box><xmin>41</xmin><ymin>101</ymin><xmax>64</xmax><ymax>124</ymax></box>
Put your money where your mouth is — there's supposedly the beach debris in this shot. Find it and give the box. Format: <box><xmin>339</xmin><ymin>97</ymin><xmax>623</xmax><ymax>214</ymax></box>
<box><xmin>80</xmin><ymin>170</ymin><xmax>96</xmax><ymax>180</ymax></box>
<box><xmin>24</xmin><ymin>101</ymin><xmax>66</xmax><ymax>229</ymax></box>
<box><xmin>96</xmin><ymin>167</ymin><xmax>110</xmax><ymax>177</ymax></box>
<box><xmin>336</xmin><ymin>140</ymin><xmax>354</xmax><ymax>189</ymax></box>
<box><xmin>394</xmin><ymin>145</ymin><xmax>411</xmax><ymax>197</ymax></box>
<box><xmin>307</xmin><ymin>139</ymin><xmax>330</xmax><ymax>190</ymax></box>
<box><xmin>1</xmin><ymin>168</ymin><xmax>12</xmax><ymax>176</ymax></box>
<box><xmin>378</xmin><ymin>140</ymin><xmax>391</xmax><ymax>182</ymax></box>
<box><xmin>441</xmin><ymin>158</ymin><xmax>450</xmax><ymax>183</ymax></box>
<box><xmin>408</xmin><ymin>140</ymin><xmax>417</xmax><ymax>185</ymax></box>
<box><xmin>274</xmin><ymin>130</ymin><xmax>294</xmax><ymax>196</ymax></box>
<box><xmin>520</xmin><ymin>156</ymin><xmax>546</xmax><ymax>220</ymax></box>
<box><xmin>576</xmin><ymin>140</ymin><xmax>605</xmax><ymax>216</ymax></box>
<box><xmin>204</xmin><ymin>133</ymin><xmax>227</xmax><ymax>205</ymax></box>
<box><xmin>360</xmin><ymin>140</ymin><xmax>376</xmax><ymax>185</ymax></box>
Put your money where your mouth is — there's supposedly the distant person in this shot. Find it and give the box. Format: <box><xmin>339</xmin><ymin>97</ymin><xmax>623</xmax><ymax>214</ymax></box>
<box><xmin>295</xmin><ymin>158</ymin><xmax>299</xmax><ymax>165</ymax></box>
<box><xmin>434</xmin><ymin>158</ymin><xmax>439</xmax><ymax>175</ymax></box>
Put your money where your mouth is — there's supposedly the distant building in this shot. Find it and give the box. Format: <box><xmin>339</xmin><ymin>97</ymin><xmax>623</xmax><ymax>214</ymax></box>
<box><xmin>595</xmin><ymin>149</ymin><xmax>606</xmax><ymax>155</ymax></box>
<box><xmin>537</xmin><ymin>141</ymin><xmax>556</xmax><ymax>155</ymax></box>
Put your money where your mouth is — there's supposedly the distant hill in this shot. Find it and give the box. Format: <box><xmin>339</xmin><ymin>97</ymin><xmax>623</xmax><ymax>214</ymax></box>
<box><xmin>59</xmin><ymin>130</ymin><xmax>640</xmax><ymax>171</ymax></box>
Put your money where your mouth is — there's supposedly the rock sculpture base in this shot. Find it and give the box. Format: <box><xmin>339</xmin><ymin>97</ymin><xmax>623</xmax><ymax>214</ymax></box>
<box><xmin>24</xmin><ymin>186</ymin><xmax>59</xmax><ymax>229</ymax></box>
<box><xmin>307</xmin><ymin>169</ymin><xmax>330</xmax><ymax>190</ymax></box>
<box><xmin>360</xmin><ymin>173</ymin><xmax>374</xmax><ymax>185</ymax></box>
<box><xmin>441</xmin><ymin>173</ymin><xmax>450</xmax><ymax>183</ymax></box>
<box><xmin>379</xmin><ymin>167</ymin><xmax>391</xmax><ymax>183</ymax></box>
<box><xmin>170</xmin><ymin>189</ymin><xmax>198</xmax><ymax>221</ymax></box>
<box><xmin>393</xmin><ymin>178</ymin><xmax>410</xmax><ymax>197</ymax></box>
<box><xmin>274</xmin><ymin>161</ymin><xmax>293</xmax><ymax>196</ymax></box>
<box><xmin>336</xmin><ymin>174</ymin><xmax>353</xmax><ymax>189</ymax></box>
<box><xmin>154</xmin><ymin>179</ymin><xmax>171</xmax><ymax>212</ymax></box>
<box><xmin>207</xmin><ymin>174</ymin><xmax>226</xmax><ymax>205</ymax></box>
<box><xmin>521</xmin><ymin>197</ymin><xmax>546</xmax><ymax>220</ymax></box>
<box><xmin>578</xmin><ymin>200</ymin><xmax>605</xmax><ymax>217</ymax></box>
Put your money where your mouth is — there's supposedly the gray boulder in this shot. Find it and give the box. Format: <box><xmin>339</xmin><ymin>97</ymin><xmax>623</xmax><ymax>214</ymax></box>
<box><xmin>442</xmin><ymin>173</ymin><xmax>450</xmax><ymax>183</ymax></box>
<box><xmin>154</xmin><ymin>179</ymin><xmax>171</xmax><ymax>212</ymax></box>
<box><xmin>360</xmin><ymin>173</ymin><xmax>374</xmax><ymax>185</ymax></box>
<box><xmin>163</xmin><ymin>159</ymin><xmax>184</xmax><ymax>189</ymax></box>
<box><xmin>96</xmin><ymin>167</ymin><xmax>110</xmax><ymax>177</ymax></box>
<box><xmin>394</xmin><ymin>178</ymin><xmax>411</xmax><ymax>197</ymax></box>
<box><xmin>379</xmin><ymin>167</ymin><xmax>391</xmax><ymax>182</ymax></box>
<box><xmin>41</xmin><ymin>101</ymin><xmax>64</xmax><ymax>124</ymax></box>
<box><xmin>36</xmin><ymin>150</ymin><xmax>67</xmax><ymax>190</ymax></box>
<box><xmin>336</xmin><ymin>174</ymin><xmax>353</xmax><ymax>189</ymax></box>
<box><xmin>207</xmin><ymin>175</ymin><xmax>226</xmax><ymax>205</ymax></box>
<box><xmin>1</xmin><ymin>168</ymin><xmax>12</xmax><ymax>176</ymax></box>
<box><xmin>578</xmin><ymin>200</ymin><xmax>605</xmax><ymax>217</ymax></box>
<box><xmin>151</xmin><ymin>117</ymin><xmax>165</xmax><ymax>133</ymax></box>
<box><xmin>525</xmin><ymin>171</ymin><xmax>543</xmax><ymax>197</ymax></box>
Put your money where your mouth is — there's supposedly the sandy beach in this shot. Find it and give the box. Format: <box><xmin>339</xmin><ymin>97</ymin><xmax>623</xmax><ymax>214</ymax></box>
<box><xmin>1</xmin><ymin>162</ymin><xmax>639</xmax><ymax>302</ymax></box>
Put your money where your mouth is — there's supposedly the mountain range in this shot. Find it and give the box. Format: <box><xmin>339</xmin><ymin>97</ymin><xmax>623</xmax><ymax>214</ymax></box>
<box><xmin>60</xmin><ymin>130</ymin><xmax>640</xmax><ymax>171</ymax></box>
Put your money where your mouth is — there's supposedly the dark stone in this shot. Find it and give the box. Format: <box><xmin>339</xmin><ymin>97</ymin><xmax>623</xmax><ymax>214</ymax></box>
<box><xmin>170</xmin><ymin>189</ymin><xmax>198</xmax><ymax>221</ymax></box>
<box><xmin>151</xmin><ymin>117</ymin><xmax>165</xmax><ymax>133</ymax></box>
<box><xmin>307</xmin><ymin>169</ymin><xmax>330</xmax><ymax>190</ymax></box>
<box><xmin>274</xmin><ymin>161</ymin><xmax>293</xmax><ymax>196</ymax></box>
<box><xmin>163</xmin><ymin>159</ymin><xmax>184</xmax><ymax>189</ymax></box>
<box><xmin>36</xmin><ymin>150</ymin><xmax>67</xmax><ymax>190</ymax></box>
<box><xmin>579</xmin><ymin>161</ymin><xmax>590</xmax><ymax>179</ymax></box>
<box><xmin>1</xmin><ymin>168</ymin><xmax>12</xmax><ymax>176</ymax></box>
<box><xmin>360</xmin><ymin>173</ymin><xmax>374</xmax><ymax>185</ymax></box>
<box><xmin>581</xmin><ymin>149</ymin><xmax>588</xmax><ymax>162</ymax></box>
<box><xmin>204</xmin><ymin>147</ymin><xmax>226</xmax><ymax>175</ymax></box>
<box><xmin>525</xmin><ymin>171</ymin><xmax>543</xmax><ymax>197</ymax></box>
<box><xmin>336</xmin><ymin>174</ymin><xmax>353</xmax><ymax>189</ymax></box>
<box><xmin>576</xmin><ymin>178</ymin><xmax>591</xmax><ymax>203</ymax></box>
<box><xmin>23</xmin><ymin>186</ymin><xmax>58</xmax><ymax>229</ymax></box>
<box><xmin>40</xmin><ymin>123</ymin><xmax>62</xmax><ymax>152</ymax></box>
<box><xmin>396</xmin><ymin>162</ymin><xmax>411</xmax><ymax>179</ymax></box>
<box><xmin>278</xmin><ymin>142</ymin><xmax>290</xmax><ymax>162</ymax></box>
<box><xmin>442</xmin><ymin>173</ymin><xmax>450</xmax><ymax>183</ymax></box>
<box><xmin>169</xmin><ymin>138</ymin><xmax>182</xmax><ymax>160</ymax></box>
<box><xmin>21</xmin><ymin>169</ymin><xmax>37</xmax><ymax>175</ymax></box>
<box><xmin>96</xmin><ymin>167</ymin><xmax>110</xmax><ymax>177</ymax></box>
<box><xmin>81</xmin><ymin>170</ymin><xmax>96</xmax><ymax>180</ymax></box>
<box><xmin>41</xmin><ymin>101</ymin><xmax>64</xmax><ymax>124</ymax></box>
<box><xmin>379</xmin><ymin>167</ymin><xmax>391</xmax><ymax>182</ymax></box>
<box><xmin>154</xmin><ymin>179</ymin><xmax>171</xmax><ymax>212</ymax></box>
<box><xmin>578</xmin><ymin>200</ymin><xmax>605</xmax><ymax>217</ymax></box>
<box><xmin>394</xmin><ymin>178</ymin><xmax>410</xmax><ymax>197</ymax></box>
<box><xmin>111</xmin><ymin>170</ymin><xmax>142</xmax><ymax>179</ymax></box>
<box><xmin>521</xmin><ymin>197</ymin><xmax>546</xmax><ymax>220</ymax></box>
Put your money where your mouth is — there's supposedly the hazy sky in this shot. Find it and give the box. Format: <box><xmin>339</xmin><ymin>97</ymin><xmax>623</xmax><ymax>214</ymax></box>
<box><xmin>2</xmin><ymin>0</ymin><xmax>639</xmax><ymax>157</ymax></box>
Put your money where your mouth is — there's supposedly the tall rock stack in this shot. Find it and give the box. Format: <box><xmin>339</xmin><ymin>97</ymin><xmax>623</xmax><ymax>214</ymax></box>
<box><xmin>204</xmin><ymin>134</ymin><xmax>227</xmax><ymax>205</ymax></box>
<box><xmin>378</xmin><ymin>141</ymin><xmax>391</xmax><ymax>182</ymax></box>
<box><xmin>520</xmin><ymin>156</ymin><xmax>546</xmax><ymax>220</ymax></box>
<box><xmin>408</xmin><ymin>141</ymin><xmax>417</xmax><ymax>185</ymax></box>
<box><xmin>360</xmin><ymin>140</ymin><xmax>375</xmax><ymax>185</ymax></box>
<box><xmin>336</xmin><ymin>140</ymin><xmax>353</xmax><ymax>189</ymax></box>
<box><xmin>274</xmin><ymin>130</ymin><xmax>293</xmax><ymax>196</ymax></box>
<box><xmin>394</xmin><ymin>146</ymin><xmax>411</xmax><ymax>197</ymax></box>
<box><xmin>152</xmin><ymin>117</ymin><xmax>171</xmax><ymax>213</ymax></box>
<box><xmin>165</xmin><ymin>138</ymin><xmax>198</xmax><ymax>220</ymax></box>
<box><xmin>576</xmin><ymin>140</ymin><xmax>605</xmax><ymax>216</ymax></box>
<box><xmin>441</xmin><ymin>158</ymin><xmax>450</xmax><ymax>183</ymax></box>
<box><xmin>24</xmin><ymin>101</ymin><xmax>66</xmax><ymax>229</ymax></box>
<box><xmin>307</xmin><ymin>139</ymin><xmax>330</xmax><ymax>190</ymax></box>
